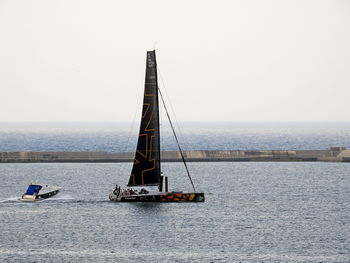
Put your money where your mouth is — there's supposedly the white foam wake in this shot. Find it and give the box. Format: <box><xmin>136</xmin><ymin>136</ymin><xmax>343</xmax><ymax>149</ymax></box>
<box><xmin>48</xmin><ymin>194</ymin><xmax>75</xmax><ymax>200</ymax></box>
<box><xmin>0</xmin><ymin>196</ymin><xmax>19</xmax><ymax>203</ymax></box>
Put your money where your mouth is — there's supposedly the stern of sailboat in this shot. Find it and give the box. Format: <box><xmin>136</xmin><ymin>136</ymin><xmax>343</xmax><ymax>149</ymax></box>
<box><xmin>157</xmin><ymin>192</ymin><xmax>205</xmax><ymax>202</ymax></box>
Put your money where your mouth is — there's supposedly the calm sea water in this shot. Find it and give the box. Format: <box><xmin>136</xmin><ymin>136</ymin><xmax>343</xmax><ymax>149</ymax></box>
<box><xmin>0</xmin><ymin>123</ymin><xmax>349</xmax><ymax>262</ymax></box>
<box><xmin>0</xmin><ymin>162</ymin><xmax>349</xmax><ymax>262</ymax></box>
<box><xmin>0</xmin><ymin>122</ymin><xmax>350</xmax><ymax>152</ymax></box>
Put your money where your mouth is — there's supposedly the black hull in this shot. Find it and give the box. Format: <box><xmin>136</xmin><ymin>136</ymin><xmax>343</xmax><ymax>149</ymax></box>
<box><xmin>36</xmin><ymin>190</ymin><xmax>60</xmax><ymax>200</ymax></box>
<box><xmin>111</xmin><ymin>192</ymin><xmax>205</xmax><ymax>202</ymax></box>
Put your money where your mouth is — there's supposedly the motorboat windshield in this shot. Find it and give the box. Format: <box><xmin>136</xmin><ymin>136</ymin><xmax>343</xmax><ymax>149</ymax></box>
<box><xmin>24</xmin><ymin>185</ymin><xmax>42</xmax><ymax>195</ymax></box>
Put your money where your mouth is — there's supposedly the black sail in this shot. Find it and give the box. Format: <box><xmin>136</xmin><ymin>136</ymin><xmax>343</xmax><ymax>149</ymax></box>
<box><xmin>128</xmin><ymin>50</ymin><xmax>161</xmax><ymax>187</ymax></box>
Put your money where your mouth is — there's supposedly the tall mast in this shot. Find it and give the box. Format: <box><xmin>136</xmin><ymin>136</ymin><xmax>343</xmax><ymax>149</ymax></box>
<box><xmin>154</xmin><ymin>51</ymin><xmax>162</xmax><ymax>191</ymax></box>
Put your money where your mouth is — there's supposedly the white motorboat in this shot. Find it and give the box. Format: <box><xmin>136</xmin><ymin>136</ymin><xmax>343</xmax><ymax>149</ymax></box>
<box><xmin>20</xmin><ymin>182</ymin><xmax>61</xmax><ymax>202</ymax></box>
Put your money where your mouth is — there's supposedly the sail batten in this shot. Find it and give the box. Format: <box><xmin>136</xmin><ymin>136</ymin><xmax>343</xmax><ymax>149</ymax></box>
<box><xmin>128</xmin><ymin>50</ymin><xmax>161</xmax><ymax>187</ymax></box>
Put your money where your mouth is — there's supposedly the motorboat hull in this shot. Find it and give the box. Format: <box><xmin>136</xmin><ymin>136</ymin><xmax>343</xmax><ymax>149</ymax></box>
<box><xmin>20</xmin><ymin>183</ymin><xmax>61</xmax><ymax>202</ymax></box>
<box><xmin>109</xmin><ymin>192</ymin><xmax>205</xmax><ymax>202</ymax></box>
<box><xmin>20</xmin><ymin>189</ymin><xmax>60</xmax><ymax>202</ymax></box>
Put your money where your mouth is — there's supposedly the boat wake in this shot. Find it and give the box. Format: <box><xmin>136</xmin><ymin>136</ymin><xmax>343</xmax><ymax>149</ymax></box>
<box><xmin>40</xmin><ymin>194</ymin><xmax>111</xmax><ymax>204</ymax></box>
<box><xmin>0</xmin><ymin>196</ymin><xmax>111</xmax><ymax>204</ymax></box>
<box><xmin>0</xmin><ymin>197</ymin><xmax>19</xmax><ymax>203</ymax></box>
<box><xmin>0</xmin><ymin>194</ymin><xmax>75</xmax><ymax>203</ymax></box>
<box><xmin>47</xmin><ymin>194</ymin><xmax>74</xmax><ymax>201</ymax></box>
<box><xmin>48</xmin><ymin>194</ymin><xmax>109</xmax><ymax>204</ymax></box>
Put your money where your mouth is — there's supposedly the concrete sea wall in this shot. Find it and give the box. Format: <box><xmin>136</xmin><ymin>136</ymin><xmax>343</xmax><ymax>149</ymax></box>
<box><xmin>0</xmin><ymin>147</ymin><xmax>349</xmax><ymax>163</ymax></box>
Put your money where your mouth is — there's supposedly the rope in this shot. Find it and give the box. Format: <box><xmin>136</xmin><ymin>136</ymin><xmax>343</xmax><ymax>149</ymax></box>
<box><xmin>123</xmin><ymin>89</ymin><xmax>143</xmax><ymax>153</ymax></box>
<box><xmin>158</xmin><ymin>67</ymin><xmax>188</xmax><ymax>147</ymax></box>
<box><xmin>158</xmin><ymin>88</ymin><xmax>196</xmax><ymax>192</ymax></box>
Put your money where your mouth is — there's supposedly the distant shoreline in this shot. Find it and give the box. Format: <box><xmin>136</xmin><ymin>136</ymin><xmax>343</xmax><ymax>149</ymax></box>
<box><xmin>1</xmin><ymin>147</ymin><xmax>349</xmax><ymax>163</ymax></box>
<box><xmin>1</xmin><ymin>121</ymin><xmax>350</xmax><ymax>129</ymax></box>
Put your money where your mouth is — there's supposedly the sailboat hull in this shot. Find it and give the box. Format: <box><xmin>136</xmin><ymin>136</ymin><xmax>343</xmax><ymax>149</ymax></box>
<box><xmin>109</xmin><ymin>192</ymin><xmax>205</xmax><ymax>202</ymax></box>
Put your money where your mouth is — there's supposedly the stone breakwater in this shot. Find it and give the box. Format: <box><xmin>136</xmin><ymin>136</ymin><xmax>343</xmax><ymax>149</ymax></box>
<box><xmin>0</xmin><ymin>147</ymin><xmax>349</xmax><ymax>163</ymax></box>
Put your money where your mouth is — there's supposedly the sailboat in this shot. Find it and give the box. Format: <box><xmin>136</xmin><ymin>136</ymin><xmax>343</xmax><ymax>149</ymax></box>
<box><xmin>109</xmin><ymin>50</ymin><xmax>204</xmax><ymax>202</ymax></box>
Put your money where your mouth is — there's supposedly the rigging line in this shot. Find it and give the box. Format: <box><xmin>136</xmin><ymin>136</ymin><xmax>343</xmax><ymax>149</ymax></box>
<box><xmin>123</xmin><ymin>88</ymin><xmax>143</xmax><ymax>154</ymax></box>
<box><xmin>158</xmin><ymin>88</ymin><xmax>196</xmax><ymax>192</ymax></box>
<box><xmin>159</xmin><ymin>89</ymin><xmax>164</xmax><ymax>174</ymax></box>
<box><xmin>157</xmin><ymin>67</ymin><xmax>187</xmax><ymax>146</ymax></box>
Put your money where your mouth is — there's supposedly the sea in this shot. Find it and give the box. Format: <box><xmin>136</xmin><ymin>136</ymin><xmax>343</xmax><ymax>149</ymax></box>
<box><xmin>0</xmin><ymin>122</ymin><xmax>349</xmax><ymax>262</ymax></box>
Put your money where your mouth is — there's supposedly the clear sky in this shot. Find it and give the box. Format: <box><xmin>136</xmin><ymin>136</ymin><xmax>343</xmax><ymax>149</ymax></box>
<box><xmin>0</xmin><ymin>0</ymin><xmax>349</xmax><ymax>123</ymax></box>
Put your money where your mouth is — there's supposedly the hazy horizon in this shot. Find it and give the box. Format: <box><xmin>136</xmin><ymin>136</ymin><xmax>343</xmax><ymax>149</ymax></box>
<box><xmin>1</xmin><ymin>120</ymin><xmax>350</xmax><ymax>129</ymax></box>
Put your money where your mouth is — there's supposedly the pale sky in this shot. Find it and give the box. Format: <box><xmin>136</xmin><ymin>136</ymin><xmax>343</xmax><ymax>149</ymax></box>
<box><xmin>0</xmin><ymin>0</ymin><xmax>349</xmax><ymax>122</ymax></box>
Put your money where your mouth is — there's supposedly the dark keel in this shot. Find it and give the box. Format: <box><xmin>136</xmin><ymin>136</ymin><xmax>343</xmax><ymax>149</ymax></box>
<box><xmin>118</xmin><ymin>192</ymin><xmax>205</xmax><ymax>202</ymax></box>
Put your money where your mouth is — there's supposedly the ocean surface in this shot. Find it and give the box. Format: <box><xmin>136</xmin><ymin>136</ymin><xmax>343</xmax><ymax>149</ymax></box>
<box><xmin>0</xmin><ymin>123</ymin><xmax>349</xmax><ymax>262</ymax></box>
<box><xmin>0</xmin><ymin>122</ymin><xmax>350</xmax><ymax>152</ymax></box>
<box><xmin>0</xmin><ymin>162</ymin><xmax>349</xmax><ymax>262</ymax></box>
